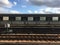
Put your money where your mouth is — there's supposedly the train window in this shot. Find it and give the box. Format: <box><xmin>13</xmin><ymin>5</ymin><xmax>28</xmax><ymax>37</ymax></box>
<box><xmin>28</xmin><ymin>17</ymin><xmax>33</xmax><ymax>21</ymax></box>
<box><xmin>40</xmin><ymin>17</ymin><xmax>46</xmax><ymax>21</ymax></box>
<box><xmin>52</xmin><ymin>17</ymin><xmax>58</xmax><ymax>21</ymax></box>
<box><xmin>3</xmin><ymin>16</ymin><xmax>9</xmax><ymax>21</ymax></box>
<box><xmin>16</xmin><ymin>17</ymin><xmax>21</xmax><ymax>21</ymax></box>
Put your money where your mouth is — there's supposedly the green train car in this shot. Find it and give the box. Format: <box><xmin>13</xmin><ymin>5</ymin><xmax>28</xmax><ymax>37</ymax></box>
<box><xmin>0</xmin><ymin>14</ymin><xmax>60</xmax><ymax>34</ymax></box>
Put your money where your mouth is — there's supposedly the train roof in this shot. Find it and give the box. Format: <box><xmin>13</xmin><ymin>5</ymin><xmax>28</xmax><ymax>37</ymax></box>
<box><xmin>0</xmin><ymin>14</ymin><xmax>60</xmax><ymax>16</ymax></box>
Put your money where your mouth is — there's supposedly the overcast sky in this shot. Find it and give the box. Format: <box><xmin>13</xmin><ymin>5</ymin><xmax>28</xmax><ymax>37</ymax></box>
<box><xmin>0</xmin><ymin>0</ymin><xmax>60</xmax><ymax>14</ymax></box>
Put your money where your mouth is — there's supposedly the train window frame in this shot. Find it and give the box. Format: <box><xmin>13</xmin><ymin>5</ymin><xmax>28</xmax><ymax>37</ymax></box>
<box><xmin>52</xmin><ymin>17</ymin><xmax>58</xmax><ymax>21</ymax></box>
<box><xmin>21</xmin><ymin>17</ymin><xmax>27</xmax><ymax>21</ymax></box>
<box><xmin>16</xmin><ymin>17</ymin><xmax>21</xmax><ymax>21</ymax></box>
<box><xmin>34</xmin><ymin>17</ymin><xmax>40</xmax><ymax>21</ymax></box>
<box><xmin>40</xmin><ymin>17</ymin><xmax>46</xmax><ymax>21</ymax></box>
<box><xmin>3</xmin><ymin>16</ymin><xmax>9</xmax><ymax>21</ymax></box>
<box><xmin>28</xmin><ymin>17</ymin><xmax>33</xmax><ymax>21</ymax></box>
<box><xmin>0</xmin><ymin>17</ymin><xmax>2</xmax><ymax>21</ymax></box>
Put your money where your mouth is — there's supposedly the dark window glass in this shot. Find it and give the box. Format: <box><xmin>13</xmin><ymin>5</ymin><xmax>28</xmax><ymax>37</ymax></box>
<box><xmin>0</xmin><ymin>17</ymin><xmax>2</xmax><ymax>21</ymax></box>
<box><xmin>22</xmin><ymin>17</ymin><xmax>27</xmax><ymax>21</ymax></box>
<box><xmin>34</xmin><ymin>17</ymin><xmax>40</xmax><ymax>21</ymax></box>
<box><xmin>10</xmin><ymin>16</ymin><xmax>15</xmax><ymax>21</ymax></box>
<box><xmin>46</xmin><ymin>17</ymin><xmax>52</xmax><ymax>21</ymax></box>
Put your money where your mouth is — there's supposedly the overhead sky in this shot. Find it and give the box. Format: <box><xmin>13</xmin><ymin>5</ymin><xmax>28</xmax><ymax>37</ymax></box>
<box><xmin>0</xmin><ymin>0</ymin><xmax>60</xmax><ymax>14</ymax></box>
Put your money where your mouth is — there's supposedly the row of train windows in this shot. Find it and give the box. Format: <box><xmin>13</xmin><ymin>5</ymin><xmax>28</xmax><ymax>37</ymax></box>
<box><xmin>2</xmin><ymin>16</ymin><xmax>59</xmax><ymax>21</ymax></box>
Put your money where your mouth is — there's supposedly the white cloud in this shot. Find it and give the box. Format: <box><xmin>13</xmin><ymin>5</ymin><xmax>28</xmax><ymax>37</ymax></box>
<box><xmin>0</xmin><ymin>7</ymin><xmax>9</xmax><ymax>13</ymax></box>
<box><xmin>26</xmin><ymin>0</ymin><xmax>29</xmax><ymax>2</ymax></box>
<box><xmin>40</xmin><ymin>7</ymin><xmax>60</xmax><ymax>14</ymax></box>
<box><xmin>28</xmin><ymin>10</ymin><xmax>33</xmax><ymax>13</ymax></box>
<box><xmin>29</xmin><ymin>0</ymin><xmax>60</xmax><ymax>7</ymax></box>
<box><xmin>27</xmin><ymin>7</ymin><xmax>60</xmax><ymax>14</ymax></box>
<box><xmin>0</xmin><ymin>0</ymin><xmax>20</xmax><ymax>14</ymax></box>
<box><xmin>0</xmin><ymin>7</ymin><xmax>21</xmax><ymax>14</ymax></box>
<box><xmin>39</xmin><ymin>7</ymin><xmax>60</xmax><ymax>14</ymax></box>
<box><xmin>13</xmin><ymin>1</ymin><xmax>17</xmax><ymax>5</ymax></box>
<box><xmin>10</xmin><ymin>10</ymin><xmax>21</xmax><ymax>14</ymax></box>
<box><xmin>34</xmin><ymin>11</ymin><xmax>38</xmax><ymax>13</ymax></box>
<box><xmin>0</xmin><ymin>0</ymin><xmax>13</xmax><ymax>8</ymax></box>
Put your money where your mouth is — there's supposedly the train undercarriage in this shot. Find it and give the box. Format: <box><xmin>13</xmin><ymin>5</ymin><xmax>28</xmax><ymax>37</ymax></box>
<box><xmin>0</xmin><ymin>27</ymin><xmax>60</xmax><ymax>34</ymax></box>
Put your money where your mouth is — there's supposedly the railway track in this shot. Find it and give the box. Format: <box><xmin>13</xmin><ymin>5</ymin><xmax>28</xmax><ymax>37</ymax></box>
<box><xmin>0</xmin><ymin>34</ymin><xmax>60</xmax><ymax>45</ymax></box>
<box><xmin>0</xmin><ymin>34</ymin><xmax>60</xmax><ymax>41</ymax></box>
